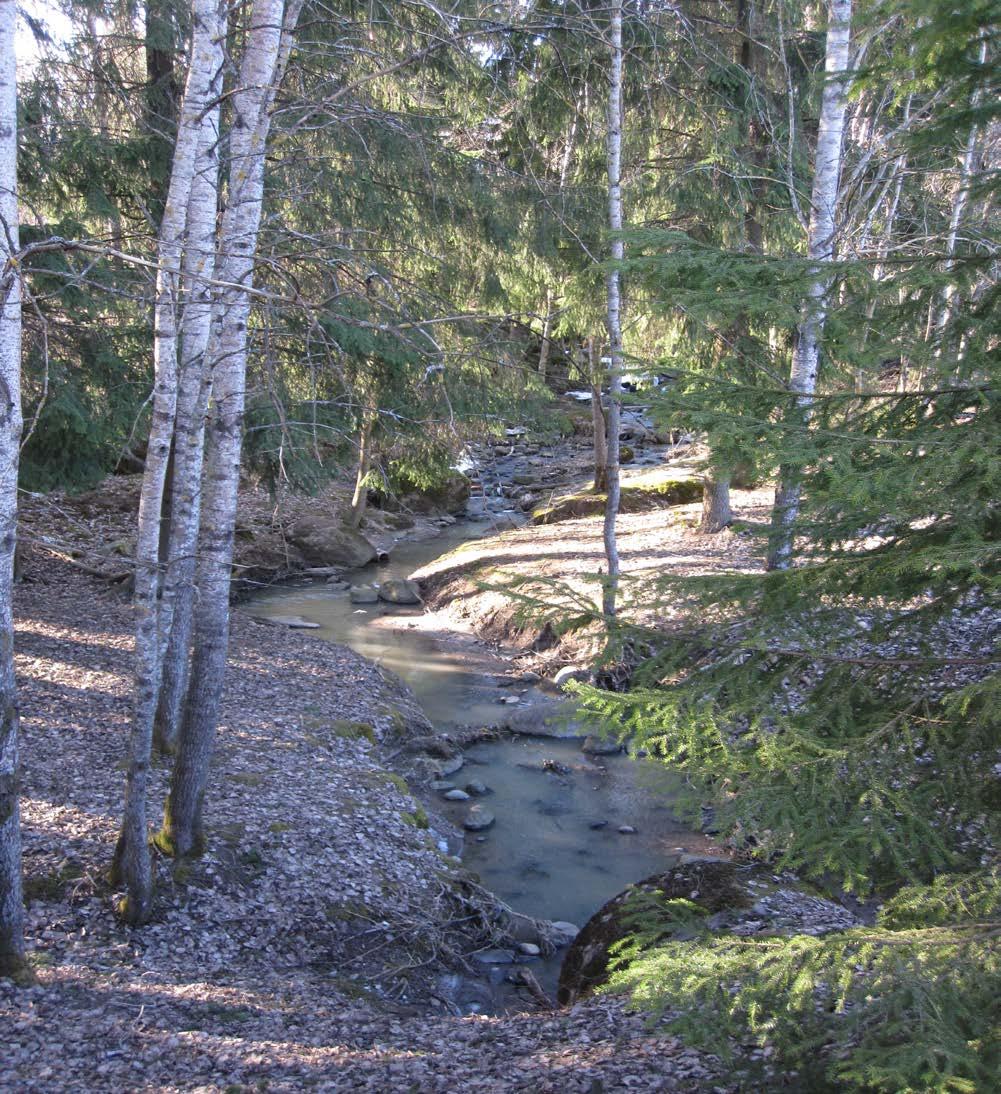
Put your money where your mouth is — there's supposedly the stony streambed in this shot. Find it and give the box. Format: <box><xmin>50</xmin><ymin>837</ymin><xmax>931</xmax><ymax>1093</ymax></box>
<box><xmin>249</xmin><ymin>504</ymin><xmax>714</xmax><ymax>1004</ymax></box>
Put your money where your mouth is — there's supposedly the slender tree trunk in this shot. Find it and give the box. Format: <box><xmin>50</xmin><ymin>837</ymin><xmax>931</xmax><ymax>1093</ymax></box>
<box><xmin>602</xmin><ymin>0</ymin><xmax>624</xmax><ymax>619</ymax></box>
<box><xmin>113</xmin><ymin>0</ymin><xmax>221</xmax><ymax>924</ymax></box>
<box><xmin>934</xmin><ymin>39</ymin><xmax>986</xmax><ymax>347</ymax></box>
<box><xmin>349</xmin><ymin>405</ymin><xmax>376</xmax><ymax>528</ymax></box>
<box><xmin>591</xmin><ymin>395</ymin><xmax>608</xmax><ymax>494</ymax></box>
<box><xmin>145</xmin><ymin>0</ymin><xmax>184</xmax><ymax>226</ymax></box>
<box><xmin>161</xmin><ymin>0</ymin><xmax>302</xmax><ymax>860</ymax></box>
<box><xmin>0</xmin><ymin>0</ymin><xmax>25</xmax><ymax>979</ymax></box>
<box><xmin>767</xmin><ymin>0</ymin><xmax>853</xmax><ymax>571</ymax></box>
<box><xmin>538</xmin><ymin>288</ymin><xmax>553</xmax><ymax>382</ymax></box>
<box><xmin>155</xmin><ymin>11</ymin><xmax>226</xmax><ymax>755</ymax></box>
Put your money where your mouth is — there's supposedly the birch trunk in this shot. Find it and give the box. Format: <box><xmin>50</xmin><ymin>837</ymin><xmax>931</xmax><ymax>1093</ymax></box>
<box><xmin>113</xmin><ymin>0</ymin><xmax>221</xmax><ymax>924</ymax></box>
<box><xmin>602</xmin><ymin>0</ymin><xmax>624</xmax><ymax>620</ymax></box>
<box><xmin>0</xmin><ymin>0</ymin><xmax>25</xmax><ymax>978</ymax></box>
<box><xmin>934</xmin><ymin>39</ymin><xmax>986</xmax><ymax>346</ymax></box>
<box><xmin>161</xmin><ymin>0</ymin><xmax>302</xmax><ymax>859</ymax></box>
<box><xmin>154</xmin><ymin>7</ymin><xmax>226</xmax><ymax>755</ymax></box>
<box><xmin>767</xmin><ymin>0</ymin><xmax>853</xmax><ymax>572</ymax></box>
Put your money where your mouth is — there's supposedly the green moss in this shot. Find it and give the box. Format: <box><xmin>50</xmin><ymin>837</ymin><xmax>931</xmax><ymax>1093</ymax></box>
<box><xmin>23</xmin><ymin>863</ymin><xmax>83</xmax><ymax>904</ymax></box>
<box><xmin>329</xmin><ymin>720</ymin><xmax>377</xmax><ymax>744</ymax></box>
<box><xmin>268</xmin><ymin>821</ymin><xmax>292</xmax><ymax>834</ymax></box>
<box><xmin>532</xmin><ymin>476</ymin><xmax>701</xmax><ymax>524</ymax></box>
<box><xmin>401</xmin><ymin>805</ymin><xmax>430</xmax><ymax>829</ymax></box>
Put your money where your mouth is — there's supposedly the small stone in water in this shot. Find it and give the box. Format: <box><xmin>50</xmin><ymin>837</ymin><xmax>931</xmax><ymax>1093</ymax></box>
<box><xmin>464</xmin><ymin>806</ymin><xmax>495</xmax><ymax>831</ymax></box>
<box><xmin>518</xmin><ymin>942</ymin><xmax>541</xmax><ymax>956</ymax></box>
<box><xmin>589</xmin><ymin>820</ymin><xmax>608</xmax><ymax>830</ymax></box>
<box><xmin>443</xmin><ymin>789</ymin><xmax>470</xmax><ymax>801</ymax></box>
<box><xmin>618</xmin><ymin>824</ymin><xmax>637</xmax><ymax>834</ymax></box>
<box><xmin>473</xmin><ymin>948</ymin><xmax>515</xmax><ymax>965</ymax></box>
<box><xmin>465</xmin><ymin>780</ymin><xmax>489</xmax><ymax>796</ymax></box>
<box><xmin>430</xmin><ymin>780</ymin><xmax>454</xmax><ymax>791</ymax></box>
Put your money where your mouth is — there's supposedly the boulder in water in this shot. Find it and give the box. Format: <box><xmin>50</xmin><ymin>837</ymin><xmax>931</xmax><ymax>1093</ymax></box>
<box><xmin>378</xmin><ymin>578</ymin><xmax>422</xmax><ymax>605</ymax></box>
<box><xmin>286</xmin><ymin>515</ymin><xmax>377</xmax><ymax>568</ymax></box>
<box><xmin>463</xmin><ymin>805</ymin><xmax>495</xmax><ymax>831</ymax></box>
<box><xmin>349</xmin><ymin>584</ymin><xmax>380</xmax><ymax>604</ymax></box>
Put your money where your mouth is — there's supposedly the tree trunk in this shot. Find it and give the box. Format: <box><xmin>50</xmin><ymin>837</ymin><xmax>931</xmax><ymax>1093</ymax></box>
<box><xmin>934</xmin><ymin>38</ymin><xmax>986</xmax><ymax>346</ymax></box>
<box><xmin>591</xmin><ymin>388</ymin><xmax>607</xmax><ymax>494</ymax></box>
<box><xmin>767</xmin><ymin>0</ymin><xmax>853</xmax><ymax>572</ymax></box>
<box><xmin>602</xmin><ymin>0</ymin><xmax>624</xmax><ymax>620</ymax></box>
<box><xmin>145</xmin><ymin>0</ymin><xmax>184</xmax><ymax>225</ymax></box>
<box><xmin>161</xmin><ymin>0</ymin><xmax>303</xmax><ymax>860</ymax></box>
<box><xmin>0</xmin><ymin>0</ymin><xmax>25</xmax><ymax>980</ymax></box>
<box><xmin>538</xmin><ymin>288</ymin><xmax>553</xmax><ymax>382</ymax></box>
<box><xmin>113</xmin><ymin>0</ymin><xmax>221</xmax><ymax>924</ymax></box>
<box><xmin>348</xmin><ymin>406</ymin><xmax>376</xmax><ymax>529</ymax></box>
<box><xmin>154</xmin><ymin>13</ymin><xmax>226</xmax><ymax>755</ymax></box>
<box><xmin>699</xmin><ymin>478</ymin><xmax>733</xmax><ymax>534</ymax></box>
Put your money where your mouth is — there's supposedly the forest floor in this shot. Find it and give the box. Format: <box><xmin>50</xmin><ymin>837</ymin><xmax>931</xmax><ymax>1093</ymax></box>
<box><xmin>1</xmin><ymin>508</ymin><xmax>726</xmax><ymax>1090</ymax></box>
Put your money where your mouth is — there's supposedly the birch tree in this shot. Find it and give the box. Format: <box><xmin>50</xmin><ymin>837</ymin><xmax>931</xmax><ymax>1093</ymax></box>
<box><xmin>602</xmin><ymin>0</ymin><xmax>624</xmax><ymax>619</ymax></box>
<box><xmin>0</xmin><ymin>0</ymin><xmax>24</xmax><ymax>978</ymax></box>
<box><xmin>113</xmin><ymin>0</ymin><xmax>223</xmax><ymax>924</ymax></box>
<box><xmin>161</xmin><ymin>0</ymin><xmax>303</xmax><ymax>859</ymax></box>
<box><xmin>154</xmin><ymin>6</ymin><xmax>227</xmax><ymax>755</ymax></box>
<box><xmin>767</xmin><ymin>0</ymin><xmax>853</xmax><ymax>571</ymax></box>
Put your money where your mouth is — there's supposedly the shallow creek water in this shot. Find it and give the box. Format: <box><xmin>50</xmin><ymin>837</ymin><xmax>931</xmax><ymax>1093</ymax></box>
<box><xmin>248</xmin><ymin>519</ymin><xmax>712</xmax><ymax>958</ymax></box>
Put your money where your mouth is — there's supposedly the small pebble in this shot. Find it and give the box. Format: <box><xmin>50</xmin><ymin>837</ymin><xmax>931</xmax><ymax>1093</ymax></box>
<box><xmin>618</xmin><ymin>824</ymin><xmax>637</xmax><ymax>835</ymax></box>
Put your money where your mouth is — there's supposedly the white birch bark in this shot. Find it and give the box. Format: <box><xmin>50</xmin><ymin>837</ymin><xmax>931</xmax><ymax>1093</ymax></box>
<box><xmin>602</xmin><ymin>0</ymin><xmax>624</xmax><ymax>619</ymax></box>
<box><xmin>114</xmin><ymin>0</ymin><xmax>222</xmax><ymax>923</ymax></box>
<box><xmin>934</xmin><ymin>39</ymin><xmax>987</xmax><ymax>345</ymax></box>
<box><xmin>0</xmin><ymin>0</ymin><xmax>25</xmax><ymax>977</ymax></box>
<box><xmin>767</xmin><ymin>0</ymin><xmax>853</xmax><ymax>571</ymax></box>
<box><xmin>154</xmin><ymin>5</ymin><xmax>226</xmax><ymax>755</ymax></box>
<box><xmin>163</xmin><ymin>0</ymin><xmax>303</xmax><ymax>858</ymax></box>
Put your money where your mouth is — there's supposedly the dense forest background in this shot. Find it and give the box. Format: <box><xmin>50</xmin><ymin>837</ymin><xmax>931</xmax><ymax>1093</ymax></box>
<box><xmin>1</xmin><ymin>0</ymin><xmax>999</xmax><ymax>1089</ymax></box>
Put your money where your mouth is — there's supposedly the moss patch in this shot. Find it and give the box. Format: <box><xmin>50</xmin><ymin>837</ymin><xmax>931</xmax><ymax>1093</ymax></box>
<box><xmin>328</xmin><ymin>720</ymin><xmax>377</xmax><ymax>744</ymax></box>
<box><xmin>401</xmin><ymin>805</ymin><xmax>430</xmax><ymax>829</ymax></box>
<box><xmin>532</xmin><ymin>474</ymin><xmax>701</xmax><ymax>524</ymax></box>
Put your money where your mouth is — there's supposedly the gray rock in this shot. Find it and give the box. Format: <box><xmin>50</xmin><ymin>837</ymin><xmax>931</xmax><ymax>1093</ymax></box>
<box><xmin>473</xmin><ymin>948</ymin><xmax>516</xmax><ymax>965</ymax></box>
<box><xmin>378</xmin><ymin>578</ymin><xmax>423</xmax><ymax>605</ymax></box>
<box><xmin>443</xmin><ymin>788</ymin><xmax>470</xmax><ymax>801</ymax></box>
<box><xmin>430</xmin><ymin>780</ymin><xmax>454</xmax><ymax>791</ymax></box>
<box><xmin>464</xmin><ymin>780</ymin><xmax>489</xmax><ymax>796</ymax></box>
<box><xmin>518</xmin><ymin>942</ymin><xmax>541</xmax><ymax>956</ymax></box>
<box><xmin>618</xmin><ymin>824</ymin><xmax>637</xmax><ymax>835</ymax></box>
<box><xmin>325</xmin><ymin>577</ymin><xmax>350</xmax><ymax>589</ymax></box>
<box><xmin>257</xmin><ymin>614</ymin><xmax>320</xmax><ymax>629</ymax></box>
<box><xmin>582</xmin><ymin>734</ymin><xmax>622</xmax><ymax>755</ymax></box>
<box><xmin>463</xmin><ymin>806</ymin><xmax>495</xmax><ymax>831</ymax></box>
<box><xmin>436</xmin><ymin>756</ymin><xmax>464</xmax><ymax>778</ymax></box>
<box><xmin>502</xmin><ymin>697</ymin><xmax>583</xmax><ymax>739</ymax></box>
<box><xmin>549</xmin><ymin>921</ymin><xmax>580</xmax><ymax>945</ymax></box>
<box><xmin>504</xmin><ymin>912</ymin><xmax>542</xmax><ymax>944</ymax></box>
<box><xmin>349</xmin><ymin>584</ymin><xmax>380</xmax><ymax>604</ymax></box>
<box><xmin>286</xmin><ymin>515</ymin><xmax>377</xmax><ymax>568</ymax></box>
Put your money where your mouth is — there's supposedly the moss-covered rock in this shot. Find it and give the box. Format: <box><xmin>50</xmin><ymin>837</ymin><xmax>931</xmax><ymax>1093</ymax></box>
<box><xmin>557</xmin><ymin>859</ymin><xmax>857</xmax><ymax>1006</ymax></box>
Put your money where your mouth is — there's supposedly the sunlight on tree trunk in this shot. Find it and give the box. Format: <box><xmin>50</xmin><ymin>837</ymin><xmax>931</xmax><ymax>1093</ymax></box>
<box><xmin>602</xmin><ymin>0</ymin><xmax>624</xmax><ymax>620</ymax></box>
<box><xmin>161</xmin><ymin>0</ymin><xmax>303</xmax><ymax>860</ymax></box>
<box><xmin>768</xmin><ymin>0</ymin><xmax>853</xmax><ymax>572</ymax></box>
<box><xmin>0</xmin><ymin>0</ymin><xmax>25</xmax><ymax>980</ymax></box>
<box><xmin>114</xmin><ymin>0</ymin><xmax>222</xmax><ymax>924</ymax></box>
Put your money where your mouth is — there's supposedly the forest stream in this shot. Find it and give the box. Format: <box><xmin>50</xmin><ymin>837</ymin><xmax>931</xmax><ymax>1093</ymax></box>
<box><xmin>248</xmin><ymin>515</ymin><xmax>716</xmax><ymax>1002</ymax></box>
